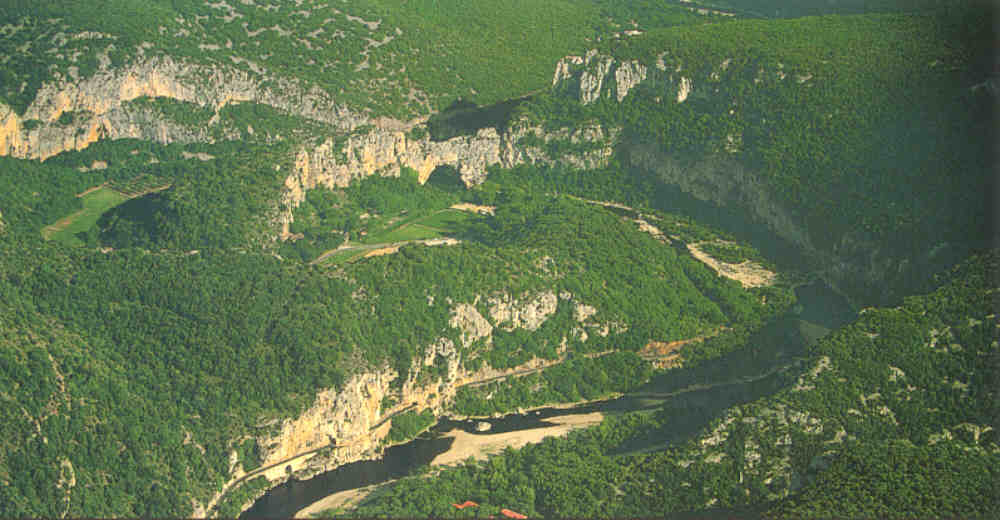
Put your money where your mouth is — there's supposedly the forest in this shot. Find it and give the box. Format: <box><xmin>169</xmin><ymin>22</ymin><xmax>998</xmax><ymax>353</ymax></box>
<box><xmin>0</xmin><ymin>0</ymin><xmax>719</xmax><ymax>119</ymax></box>
<box><xmin>0</xmin><ymin>0</ymin><xmax>995</xmax><ymax>518</ymax></box>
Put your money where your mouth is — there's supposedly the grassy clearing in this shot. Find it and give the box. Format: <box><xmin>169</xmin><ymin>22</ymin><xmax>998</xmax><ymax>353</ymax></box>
<box><xmin>42</xmin><ymin>187</ymin><xmax>127</xmax><ymax>245</ymax></box>
<box><xmin>417</xmin><ymin>209</ymin><xmax>479</xmax><ymax>230</ymax></box>
<box><xmin>360</xmin><ymin>209</ymin><xmax>474</xmax><ymax>244</ymax></box>
<box><xmin>320</xmin><ymin>209</ymin><xmax>479</xmax><ymax>265</ymax></box>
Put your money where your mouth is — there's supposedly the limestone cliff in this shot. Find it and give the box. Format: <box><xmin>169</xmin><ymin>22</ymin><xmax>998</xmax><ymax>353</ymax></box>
<box><xmin>626</xmin><ymin>143</ymin><xmax>815</xmax><ymax>257</ymax></box>
<box><xmin>284</xmin><ymin>126</ymin><xmax>514</xmax><ymax>195</ymax></box>
<box><xmin>0</xmin><ymin>56</ymin><xmax>365</xmax><ymax>160</ymax></box>
<box><xmin>487</xmin><ymin>291</ymin><xmax>558</xmax><ymax>332</ymax></box>
<box><xmin>279</xmin><ymin>120</ymin><xmax>617</xmax><ymax>235</ymax></box>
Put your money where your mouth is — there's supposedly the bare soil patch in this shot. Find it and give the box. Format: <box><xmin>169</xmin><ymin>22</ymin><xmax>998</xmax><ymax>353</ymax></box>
<box><xmin>363</xmin><ymin>245</ymin><xmax>401</xmax><ymax>258</ymax></box>
<box><xmin>687</xmin><ymin>242</ymin><xmax>776</xmax><ymax>288</ymax></box>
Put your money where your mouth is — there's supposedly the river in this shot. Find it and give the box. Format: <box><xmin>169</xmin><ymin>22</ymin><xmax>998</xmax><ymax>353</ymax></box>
<box><xmin>240</xmin><ymin>279</ymin><xmax>851</xmax><ymax>519</ymax></box>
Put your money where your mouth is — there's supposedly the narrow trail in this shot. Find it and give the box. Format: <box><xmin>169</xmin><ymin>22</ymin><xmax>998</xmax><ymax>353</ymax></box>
<box><xmin>309</xmin><ymin>237</ymin><xmax>459</xmax><ymax>265</ymax></box>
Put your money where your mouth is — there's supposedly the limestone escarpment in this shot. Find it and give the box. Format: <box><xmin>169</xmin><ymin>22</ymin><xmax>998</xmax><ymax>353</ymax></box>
<box><xmin>553</xmin><ymin>49</ymin><xmax>665</xmax><ymax>106</ymax></box>
<box><xmin>278</xmin><ymin>126</ymin><xmax>514</xmax><ymax>235</ymax></box>
<box><xmin>279</xmin><ymin>120</ymin><xmax>618</xmax><ymax>235</ymax></box>
<box><xmin>624</xmin><ymin>136</ymin><xmax>961</xmax><ymax>304</ymax></box>
<box><xmin>212</xmin><ymin>363</ymin><xmax>455</xmax><ymax>515</ymax></box>
<box><xmin>285</xmin><ymin>126</ymin><xmax>514</xmax><ymax>194</ymax></box>
<box><xmin>0</xmin><ymin>56</ymin><xmax>365</xmax><ymax>160</ymax></box>
<box><xmin>256</xmin><ymin>372</ymin><xmax>394</xmax><ymax>469</ymax></box>
<box><xmin>449</xmin><ymin>303</ymin><xmax>493</xmax><ymax>349</ymax></box>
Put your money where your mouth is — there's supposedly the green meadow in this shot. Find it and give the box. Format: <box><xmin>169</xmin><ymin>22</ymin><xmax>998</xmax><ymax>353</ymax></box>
<box><xmin>42</xmin><ymin>187</ymin><xmax>127</xmax><ymax>246</ymax></box>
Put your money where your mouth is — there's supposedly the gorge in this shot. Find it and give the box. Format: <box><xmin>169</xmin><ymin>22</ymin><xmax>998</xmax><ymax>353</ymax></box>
<box><xmin>0</xmin><ymin>2</ymin><xmax>995</xmax><ymax>518</ymax></box>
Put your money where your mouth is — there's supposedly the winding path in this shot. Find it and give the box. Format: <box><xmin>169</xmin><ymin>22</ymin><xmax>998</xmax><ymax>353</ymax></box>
<box><xmin>309</xmin><ymin>237</ymin><xmax>459</xmax><ymax>265</ymax></box>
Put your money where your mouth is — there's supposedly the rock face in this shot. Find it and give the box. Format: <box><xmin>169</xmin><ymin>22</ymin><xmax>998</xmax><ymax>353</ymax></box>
<box><xmin>626</xmin><ymin>143</ymin><xmax>814</xmax><ymax>254</ymax></box>
<box><xmin>0</xmin><ymin>56</ymin><xmax>364</xmax><ymax>160</ymax></box>
<box><xmin>259</xmin><ymin>372</ymin><xmax>392</xmax><ymax>467</ymax></box>
<box><xmin>615</xmin><ymin>60</ymin><xmax>648</xmax><ymax>102</ymax></box>
<box><xmin>285</xmin><ymin>126</ymin><xmax>513</xmax><ymax>192</ymax></box>
<box><xmin>553</xmin><ymin>50</ymin><xmax>678</xmax><ymax>105</ymax></box>
<box><xmin>279</xmin><ymin>120</ymin><xmax>617</xmax><ymax>235</ymax></box>
<box><xmin>625</xmin><ymin>136</ymin><xmax>948</xmax><ymax>303</ymax></box>
<box><xmin>449</xmin><ymin>304</ymin><xmax>494</xmax><ymax>349</ymax></box>
<box><xmin>220</xmin><ymin>340</ymin><xmax>468</xmax><ymax>515</ymax></box>
<box><xmin>278</xmin><ymin>126</ymin><xmax>518</xmax><ymax>234</ymax></box>
<box><xmin>488</xmin><ymin>291</ymin><xmax>558</xmax><ymax>331</ymax></box>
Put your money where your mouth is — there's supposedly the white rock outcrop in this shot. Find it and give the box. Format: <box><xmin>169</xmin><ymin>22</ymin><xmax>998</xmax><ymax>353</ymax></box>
<box><xmin>615</xmin><ymin>60</ymin><xmax>647</xmax><ymax>102</ymax></box>
<box><xmin>488</xmin><ymin>291</ymin><xmax>558</xmax><ymax>331</ymax></box>
<box><xmin>449</xmin><ymin>303</ymin><xmax>494</xmax><ymax>348</ymax></box>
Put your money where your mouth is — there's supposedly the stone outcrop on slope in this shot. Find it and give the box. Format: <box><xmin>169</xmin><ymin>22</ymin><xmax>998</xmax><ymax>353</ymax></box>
<box><xmin>487</xmin><ymin>291</ymin><xmax>558</xmax><ymax>332</ymax></box>
<box><xmin>553</xmin><ymin>49</ymin><xmax>663</xmax><ymax>106</ymax></box>
<box><xmin>0</xmin><ymin>56</ymin><xmax>365</xmax><ymax>160</ymax></box>
<box><xmin>278</xmin><ymin>126</ymin><xmax>516</xmax><ymax>235</ymax></box>
<box><xmin>450</xmin><ymin>304</ymin><xmax>493</xmax><ymax>349</ymax></box>
<box><xmin>285</xmin><ymin>126</ymin><xmax>514</xmax><ymax>194</ymax></box>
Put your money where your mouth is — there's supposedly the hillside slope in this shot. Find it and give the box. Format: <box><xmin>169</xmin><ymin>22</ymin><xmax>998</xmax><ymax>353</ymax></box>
<box><xmin>525</xmin><ymin>9</ymin><xmax>994</xmax><ymax>304</ymax></box>
<box><xmin>0</xmin><ymin>1</ymin><xmax>994</xmax><ymax>517</ymax></box>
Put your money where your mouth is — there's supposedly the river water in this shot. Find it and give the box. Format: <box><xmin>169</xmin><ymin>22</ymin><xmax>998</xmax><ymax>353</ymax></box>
<box><xmin>241</xmin><ymin>280</ymin><xmax>851</xmax><ymax>519</ymax></box>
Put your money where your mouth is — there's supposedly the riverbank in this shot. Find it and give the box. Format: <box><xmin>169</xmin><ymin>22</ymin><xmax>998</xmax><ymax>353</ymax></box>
<box><xmin>292</xmin><ymin>411</ymin><xmax>604</xmax><ymax>518</ymax></box>
<box><xmin>431</xmin><ymin>411</ymin><xmax>604</xmax><ymax>466</ymax></box>
<box><xmin>294</xmin><ymin>481</ymin><xmax>390</xmax><ymax>518</ymax></box>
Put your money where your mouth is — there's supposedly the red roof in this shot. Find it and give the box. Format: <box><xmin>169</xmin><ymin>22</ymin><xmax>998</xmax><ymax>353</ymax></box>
<box><xmin>500</xmin><ymin>509</ymin><xmax>528</xmax><ymax>519</ymax></box>
<box><xmin>453</xmin><ymin>501</ymin><xmax>478</xmax><ymax>509</ymax></box>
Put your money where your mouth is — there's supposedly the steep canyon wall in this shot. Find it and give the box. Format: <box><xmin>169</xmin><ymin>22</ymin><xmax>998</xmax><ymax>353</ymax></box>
<box><xmin>0</xmin><ymin>56</ymin><xmax>364</xmax><ymax>160</ymax></box>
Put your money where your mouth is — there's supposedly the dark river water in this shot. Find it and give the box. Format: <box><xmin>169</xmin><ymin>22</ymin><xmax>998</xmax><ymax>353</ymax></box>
<box><xmin>241</xmin><ymin>279</ymin><xmax>852</xmax><ymax>518</ymax></box>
